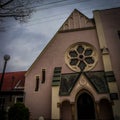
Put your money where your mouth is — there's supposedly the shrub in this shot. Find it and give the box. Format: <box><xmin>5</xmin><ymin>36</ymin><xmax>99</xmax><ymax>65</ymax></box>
<box><xmin>0</xmin><ymin>110</ymin><xmax>6</xmax><ymax>120</ymax></box>
<box><xmin>8</xmin><ymin>102</ymin><xmax>29</xmax><ymax>120</ymax></box>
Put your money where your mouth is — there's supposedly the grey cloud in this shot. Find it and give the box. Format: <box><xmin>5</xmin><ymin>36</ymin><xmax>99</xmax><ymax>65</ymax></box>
<box><xmin>1</xmin><ymin>0</ymin><xmax>120</xmax><ymax>72</ymax></box>
<box><xmin>0</xmin><ymin>23</ymin><xmax>49</xmax><ymax>72</ymax></box>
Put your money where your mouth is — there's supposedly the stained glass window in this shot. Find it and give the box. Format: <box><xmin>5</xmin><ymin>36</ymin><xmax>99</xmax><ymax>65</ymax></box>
<box><xmin>65</xmin><ymin>42</ymin><xmax>98</xmax><ymax>72</ymax></box>
<box><xmin>70</xmin><ymin>59</ymin><xmax>78</xmax><ymax>65</ymax></box>
<box><xmin>69</xmin><ymin>50</ymin><xmax>77</xmax><ymax>57</ymax></box>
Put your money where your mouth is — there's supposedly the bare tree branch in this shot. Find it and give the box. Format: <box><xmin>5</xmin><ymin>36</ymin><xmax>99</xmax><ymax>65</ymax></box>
<box><xmin>0</xmin><ymin>0</ymin><xmax>14</xmax><ymax>8</ymax></box>
<box><xmin>0</xmin><ymin>0</ymin><xmax>43</xmax><ymax>30</ymax></box>
<box><xmin>0</xmin><ymin>0</ymin><xmax>40</xmax><ymax>22</ymax></box>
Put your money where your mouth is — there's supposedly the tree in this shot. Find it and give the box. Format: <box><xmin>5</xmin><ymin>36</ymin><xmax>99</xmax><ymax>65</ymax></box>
<box><xmin>8</xmin><ymin>102</ymin><xmax>30</xmax><ymax>120</ymax></box>
<box><xmin>0</xmin><ymin>0</ymin><xmax>43</xmax><ymax>22</ymax></box>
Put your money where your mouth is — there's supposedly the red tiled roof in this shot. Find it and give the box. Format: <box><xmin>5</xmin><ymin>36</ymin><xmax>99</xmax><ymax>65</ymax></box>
<box><xmin>0</xmin><ymin>71</ymin><xmax>26</xmax><ymax>91</ymax></box>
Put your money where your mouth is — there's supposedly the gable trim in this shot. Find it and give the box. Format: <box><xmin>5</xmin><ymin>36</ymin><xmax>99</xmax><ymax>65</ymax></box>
<box><xmin>60</xmin><ymin>9</ymin><xmax>95</xmax><ymax>31</ymax></box>
<box><xmin>59</xmin><ymin>26</ymin><xmax>96</xmax><ymax>33</ymax></box>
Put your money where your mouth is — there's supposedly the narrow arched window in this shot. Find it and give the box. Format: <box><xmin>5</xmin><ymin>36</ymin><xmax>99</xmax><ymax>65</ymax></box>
<box><xmin>41</xmin><ymin>69</ymin><xmax>46</xmax><ymax>83</ymax></box>
<box><xmin>35</xmin><ymin>76</ymin><xmax>39</xmax><ymax>91</ymax></box>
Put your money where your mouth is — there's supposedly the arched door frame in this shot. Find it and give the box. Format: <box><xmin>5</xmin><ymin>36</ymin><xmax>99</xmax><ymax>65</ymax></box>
<box><xmin>75</xmin><ymin>89</ymin><xmax>97</xmax><ymax>120</ymax></box>
<box><xmin>60</xmin><ymin>100</ymin><xmax>72</xmax><ymax>120</ymax></box>
<box><xmin>98</xmin><ymin>98</ymin><xmax>114</xmax><ymax>120</ymax></box>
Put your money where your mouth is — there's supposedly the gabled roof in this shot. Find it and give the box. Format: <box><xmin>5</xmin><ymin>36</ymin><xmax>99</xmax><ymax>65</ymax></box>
<box><xmin>26</xmin><ymin>9</ymin><xmax>95</xmax><ymax>76</ymax></box>
<box><xmin>0</xmin><ymin>71</ymin><xmax>26</xmax><ymax>91</ymax></box>
<box><xmin>60</xmin><ymin>9</ymin><xmax>95</xmax><ymax>32</ymax></box>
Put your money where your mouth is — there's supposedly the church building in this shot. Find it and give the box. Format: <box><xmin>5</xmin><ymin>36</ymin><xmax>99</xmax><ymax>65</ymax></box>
<box><xmin>24</xmin><ymin>8</ymin><xmax>120</xmax><ymax>120</ymax></box>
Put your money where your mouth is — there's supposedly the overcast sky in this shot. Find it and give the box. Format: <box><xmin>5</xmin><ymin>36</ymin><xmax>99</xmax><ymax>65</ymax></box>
<box><xmin>0</xmin><ymin>0</ymin><xmax>120</xmax><ymax>73</ymax></box>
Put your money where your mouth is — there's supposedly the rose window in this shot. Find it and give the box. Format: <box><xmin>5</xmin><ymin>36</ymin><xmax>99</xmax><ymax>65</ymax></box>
<box><xmin>65</xmin><ymin>42</ymin><xmax>98</xmax><ymax>72</ymax></box>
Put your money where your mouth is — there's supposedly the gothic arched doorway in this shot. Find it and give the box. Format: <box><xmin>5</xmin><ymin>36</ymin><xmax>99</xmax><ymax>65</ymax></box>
<box><xmin>60</xmin><ymin>101</ymin><xmax>72</xmax><ymax>120</ymax></box>
<box><xmin>77</xmin><ymin>92</ymin><xmax>95</xmax><ymax>120</ymax></box>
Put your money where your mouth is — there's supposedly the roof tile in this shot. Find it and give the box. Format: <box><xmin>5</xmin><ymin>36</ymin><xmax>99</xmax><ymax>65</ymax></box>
<box><xmin>0</xmin><ymin>71</ymin><xmax>26</xmax><ymax>91</ymax></box>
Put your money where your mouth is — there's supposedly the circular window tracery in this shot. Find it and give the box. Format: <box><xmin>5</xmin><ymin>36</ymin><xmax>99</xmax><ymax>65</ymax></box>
<box><xmin>65</xmin><ymin>42</ymin><xmax>98</xmax><ymax>72</ymax></box>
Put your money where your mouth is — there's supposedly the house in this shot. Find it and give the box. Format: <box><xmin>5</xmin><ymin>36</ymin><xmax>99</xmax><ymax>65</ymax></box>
<box><xmin>0</xmin><ymin>71</ymin><xmax>26</xmax><ymax>112</ymax></box>
<box><xmin>24</xmin><ymin>7</ymin><xmax>120</xmax><ymax>120</ymax></box>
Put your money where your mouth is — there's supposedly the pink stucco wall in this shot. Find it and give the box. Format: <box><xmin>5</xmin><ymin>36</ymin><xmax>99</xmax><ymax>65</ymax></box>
<box><xmin>99</xmin><ymin>8</ymin><xmax>120</xmax><ymax>88</ymax></box>
<box><xmin>24</xmin><ymin>28</ymin><xmax>104</xmax><ymax>119</ymax></box>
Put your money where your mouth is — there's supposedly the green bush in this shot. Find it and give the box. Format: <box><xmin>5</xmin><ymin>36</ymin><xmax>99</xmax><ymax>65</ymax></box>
<box><xmin>8</xmin><ymin>102</ymin><xmax>29</xmax><ymax>120</ymax></box>
<box><xmin>0</xmin><ymin>110</ymin><xmax>6</xmax><ymax>120</ymax></box>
